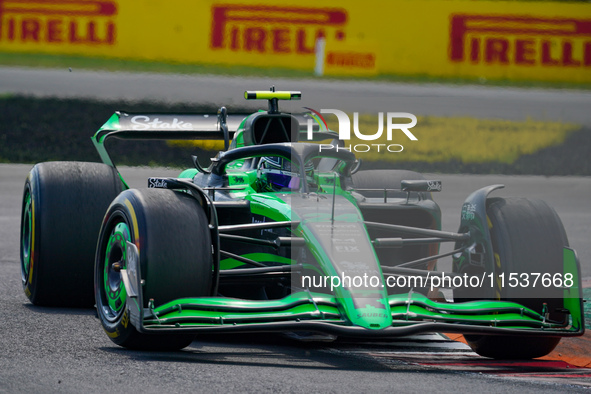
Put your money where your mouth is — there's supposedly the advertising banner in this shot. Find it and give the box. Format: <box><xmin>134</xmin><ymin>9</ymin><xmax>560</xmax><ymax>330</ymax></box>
<box><xmin>0</xmin><ymin>0</ymin><xmax>589</xmax><ymax>82</ymax></box>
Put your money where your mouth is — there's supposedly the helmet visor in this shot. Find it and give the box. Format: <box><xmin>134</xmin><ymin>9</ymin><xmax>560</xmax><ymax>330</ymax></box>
<box><xmin>265</xmin><ymin>170</ymin><xmax>300</xmax><ymax>190</ymax></box>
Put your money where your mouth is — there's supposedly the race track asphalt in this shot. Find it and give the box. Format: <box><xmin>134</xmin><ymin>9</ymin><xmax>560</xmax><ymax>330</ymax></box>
<box><xmin>1</xmin><ymin>164</ymin><xmax>589</xmax><ymax>392</ymax></box>
<box><xmin>1</xmin><ymin>68</ymin><xmax>590</xmax><ymax>391</ymax></box>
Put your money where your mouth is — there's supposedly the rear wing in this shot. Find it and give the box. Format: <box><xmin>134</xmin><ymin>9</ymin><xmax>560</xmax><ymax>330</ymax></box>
<box><xmin>93</xmin><ymin>111</ymin><xmax>248</xmax><ymax>141</ymax></box>
<box><xmin>92</xmin><ymin>110</ymin><xmax>249</xmax><ymax>167</ymax></box>
<box><xmin>92</xmin><ymin>109</ymin><xmax>341</xmax><ymax>168</ymax></box>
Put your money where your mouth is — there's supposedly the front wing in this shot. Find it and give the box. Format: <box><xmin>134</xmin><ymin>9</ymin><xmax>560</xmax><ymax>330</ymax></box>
<box><xmin>119</xmin><ymin>246</ymin><xmax>584</xmax><ymax>339</ymax></box>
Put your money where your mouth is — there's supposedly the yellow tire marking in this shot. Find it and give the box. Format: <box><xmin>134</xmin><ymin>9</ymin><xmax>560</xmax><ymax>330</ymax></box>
<box><xmin>124</xmin><ymin>199</ymin><xmax>140</xmax><ymax>249</ymax></box>
<box><xmin>494</xmin><ymin>253</ymin><xmax>502</xmax><ymax>300</ymax></box>
<box><xmin>103</xmin><ymin>327</ymin><xmax>120</xmax><ymax>338</ymax></box>
<box><xmin>121</xmin><ymin>310</ymin><xmax>129</xmax><ymax>329</ymax></box>
<box><xmin>489</xmin><ymin>215</ymin><xmax>501</xmax><ymax>300</ymax></box>
<box><xmin>28</xmin><ymin>183</ymin><xmax>35</xmax><ymax>283</ymax></box>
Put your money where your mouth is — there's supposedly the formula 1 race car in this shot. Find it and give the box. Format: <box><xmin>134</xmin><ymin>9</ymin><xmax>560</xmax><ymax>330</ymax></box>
<box><xmin>20</xmin><ymin>89</ymin><xmax>584</xmax><ymax>359</ymax></box>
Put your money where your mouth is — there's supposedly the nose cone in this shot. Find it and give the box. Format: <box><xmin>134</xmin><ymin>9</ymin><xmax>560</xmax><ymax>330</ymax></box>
<box><xmin>290</xmin><ymin>194</ymin><xmax>392</xmax><ymax>330</ymax></box>
<box><xmin>339</xmin><ymin>293</ymin><xmax>392</xmax><ymax>330</ymax></box>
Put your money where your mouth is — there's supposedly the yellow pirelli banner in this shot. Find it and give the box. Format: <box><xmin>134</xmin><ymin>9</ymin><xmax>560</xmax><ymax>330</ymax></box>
<box><xmin>0</xmin><ymin>0</ymin><xmax>590</xmax><ymax>82</ymax></box>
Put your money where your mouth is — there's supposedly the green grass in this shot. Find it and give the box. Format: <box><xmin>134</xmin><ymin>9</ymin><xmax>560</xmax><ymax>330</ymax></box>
<box><xmin>335</xmin><ymin>115</ymin><xmax>580</xmax><ymax>164</ymax></box>
<box><xmin>2</xmin><ymin>51</ymin><xmax>591</xmax><ymax>91</ymax></box>
<box><xmin>176</xmin><ymin>115</ymin><xmax>579</xmax><ymax>165</ymax></box>
<box><xmin>2</xmin><ymin>95</ymin><xmax>590</xmax><ymax>175</ymax></box>
<box><xmin>0</xmin><ymin>52</ymin><xmax>314</xmax><ymax>79</ymax></box>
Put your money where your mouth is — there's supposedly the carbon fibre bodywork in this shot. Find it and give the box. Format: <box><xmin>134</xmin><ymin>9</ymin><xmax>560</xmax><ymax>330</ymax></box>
<box><xmin>91</xmin><ymin>91</ymin><xmax>584</xmax><ymax>348</ymax></box>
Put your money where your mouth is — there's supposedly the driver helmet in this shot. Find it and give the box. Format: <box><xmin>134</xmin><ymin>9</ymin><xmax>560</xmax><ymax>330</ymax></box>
<box><xmin>257</xmin><ymin>157</ymin><xmax>314</xmax><ymax>192</ymax></box>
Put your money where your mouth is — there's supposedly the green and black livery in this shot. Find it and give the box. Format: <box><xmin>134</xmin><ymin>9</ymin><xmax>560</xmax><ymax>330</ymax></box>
<box><xmin>20</xmin><ymin>89</ymin><xmax>584</xmax><ymax>358</ymax></box>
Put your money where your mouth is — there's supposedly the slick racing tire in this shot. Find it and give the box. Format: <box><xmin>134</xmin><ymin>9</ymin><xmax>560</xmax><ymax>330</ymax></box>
<box><xmin>351</xmin><ymin>169</ymin><xmax>432</xmax><ymax>200</ymax></box>
<box><xmin>95</xmin><ymin>188</ymin><xmax>213</xmax><ymax>351</ymax></box>
<box><xmin>464</xmin><ymin>197</ymin><xmax>568</xmax><ymax>359</ymax></box>
<box><xmin>20</xmin><ymin>162</ymin><xmax>122</xmax><ymax>307</ymax></box>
